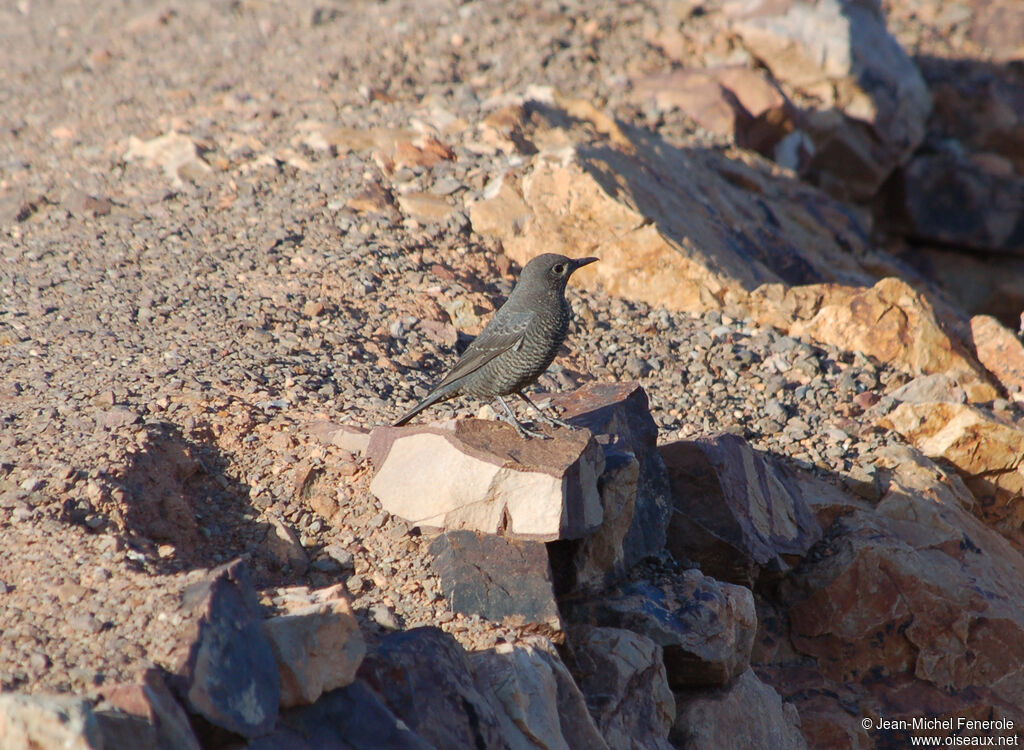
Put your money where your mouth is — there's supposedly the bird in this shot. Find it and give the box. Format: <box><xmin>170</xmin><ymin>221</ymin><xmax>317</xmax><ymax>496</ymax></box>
<box><xmin>393</xmin><ymin>253</ymin><xmax>598</xmax><ymax>438</ymax></box>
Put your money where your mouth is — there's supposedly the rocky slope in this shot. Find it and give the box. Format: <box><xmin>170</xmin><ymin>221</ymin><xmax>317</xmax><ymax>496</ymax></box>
<box><xmin>1</xmin><ymin>0</ymin><xmax>1023</xmax><ymax>748</ymax></box>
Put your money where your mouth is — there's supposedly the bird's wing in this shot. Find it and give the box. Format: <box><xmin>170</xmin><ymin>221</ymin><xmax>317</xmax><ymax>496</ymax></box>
<box><xmin>432</xmin><ymin>309</ymin><xmax>533</xmax><ymax>389</ymax></box>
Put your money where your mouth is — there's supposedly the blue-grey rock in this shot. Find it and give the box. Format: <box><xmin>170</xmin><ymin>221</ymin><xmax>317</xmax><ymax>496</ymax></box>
<box><xmin>550</xmin><ymin>382</ymin><xmax>672</xmax><ymax>591</ymax></box>
<box><xmin>429</xmin><ymin>530</ymin><xmax>561</xmax><ymax>628</ymax></box>
<box><xmin>564</xmin><ymin>571</ymin><xmax>756</xmax><ymax>690</ymax></box>
<box><xmin>660</xmin><ymin>432</ymin><xmax>822</xmax><ymax>586</ymax></box>
<box><xmin>357</xmin><ymin>627</ymin><xmax>507</xmax><ymax>749</ymax></box>
<box><xmin>172</xmin><ymin>559</ymin><xmax>280</xmax><ymax>738</ymax></box>
<box><xmin>244</xmin><ymin>682</ymin><xmax>432</xmax><ymax>750</ymax></box>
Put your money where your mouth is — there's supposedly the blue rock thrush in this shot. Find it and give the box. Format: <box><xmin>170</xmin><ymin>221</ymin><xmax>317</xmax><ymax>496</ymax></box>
<box><xmin>393</xmin><ymin>253</ymin><xmax>598</xmax><ymax>438</ymax></box>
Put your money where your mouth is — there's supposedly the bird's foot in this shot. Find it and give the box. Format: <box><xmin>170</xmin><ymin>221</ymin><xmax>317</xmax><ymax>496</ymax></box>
<box><xmin>511</xmin><ymin>419</ymin><xmax>549</xmax><ymax>440</ymax></box>
<box><xmin>536</xmin><ymin>412</ymin><xmax>574</xmax><ymax>429</ymax></box>
<box><xmin>496</xmin><ymin>411</ymin><xmax>548</xmax><ymax>439</ymax></box>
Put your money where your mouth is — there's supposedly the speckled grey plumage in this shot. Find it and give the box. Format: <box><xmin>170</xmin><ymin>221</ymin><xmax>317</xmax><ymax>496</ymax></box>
<box><xmin>393</xmin><ymin>253</ymin><xmax>597</xmax><ymax>435</ymax></box>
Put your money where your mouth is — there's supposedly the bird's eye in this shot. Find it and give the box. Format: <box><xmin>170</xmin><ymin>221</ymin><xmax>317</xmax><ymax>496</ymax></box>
<box><xmin>553</xmin><ymin>264</ymin><xmax>566</xmax><ymax>274</ymax></box>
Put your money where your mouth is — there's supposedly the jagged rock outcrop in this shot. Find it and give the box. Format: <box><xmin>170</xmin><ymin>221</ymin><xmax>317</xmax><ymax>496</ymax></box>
<box><xmin>725</xmin><ymin>0</ymin><xmax>931</xmax><ymax>200</ymax></box>
<box><xmin>749</xmin><ymin>277</ymin><xmax>999</xmax><ymax>402</ymax></box>
<box><xmin>672</xmin><ymin>669</ymin><xmax>807</xmax><ymax>750</ymax></box>
<box><xmin>880</xmin><ymin>402</ymin><xmax>1024</xmax><ymax>545</ymax></box>
<box><xmin>767</xmin><ymin>446</ymin><xmax>1024</xmax><ymax>738</ymax></box>
<box><xmin>660</xmin><ymin>433</ymin><xmax>822</xmax><ymax>586</ymax></box>
<box><xmin>567</xmin><ymin>626</ymin><xmax>676</xmax><ymax>750</ymax></box>
<box><xmin>564</xmin><ymin>570</ymin><xmax>757</xmax><ymax>690</ymax></box>
<box><xmin>971</xmin><ymin>314</ymin><xmax>1024</xmax><ymax>401</ymax></box>
<box><xmin>469</xmin><ymin>99</ymin><xmax>877</xmax><ymax>316</ymax></box>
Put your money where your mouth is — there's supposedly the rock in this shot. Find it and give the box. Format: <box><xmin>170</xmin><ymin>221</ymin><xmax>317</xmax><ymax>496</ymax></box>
<box><xmin>323</xmin><ymin>125</ymin><xmax>415</xmax><ymax>154</ymax></box>
<box><xmin>548</xmin><ymin>382</ymin><xmax>672</xmax><ymax>590</ymax></box>
<box><xmin>971</xmin><ymin>314</ymin><xmax>1024</xmax><ymax>401</ymax></box>
<box><xmin>968</xmin><ymin>0</ymin><xmax>1024</xmax><ymax>62</ymax></box>
<box><xmin>306</xmin><ymin>421</ymin><xmax>371</xmax><ymax>454</ymax></box>
<box><xmin>567</xmin><ymin>626</ymin><xmax>675</xmax><ymax>750</ymax></box>
<box><xmin>357</xmin><ymin>627</ymin><xmax>507</xmax><ymax>749</ymax></box>
<box><xmin>392</xmin><ymin>135</ymin><xmax>456</xmax><ymax>169</ymax></box>
<box><xmin>369</xmin><ymin>419</ymin><xmax>604</xmax><ymax>540</ymax></box>
<box><xmin>245</xmin><ymin>682</ymin><xmax>433</xmax><ymax>750</ymax></box>
<box><xmin>263</xmin><ymin>514</ymin><xmax>309</xmax><ymax>573</ymax></box>
<box><xmin>923</xmin><ymin>55</ymin><xmax>1024</xmax><ymax>172</ymax></box>
<box><xmin>100</xmin><ymin>668</ymin><xmax>201</xmax><ymax>750</ymax></box>
<box><xmin>428</xmin><ymin>530</ymin><xmax>561</xmax><ymax>629</ymax></box>
<box><xmin>659</xmin><ymin>433</ymin><xmax>822</xmax><ymax>586</ymax></box>
<box><xmin>727</xmin><ymin>0</ymin><xmax>930</xmax><ymax>199</ymax></box>
<box><xmin>0</xmin><ymin>694</ymin><xmax>103</xmax><ymax>750</ymax></box>
<box><xmin>632</xmin><ymin>67</ymin><xmax>795</xmax><ymax>155</ymax></box>
<box><xmin>94</xmin><ymin>709</ymin><xmax>158</xmax><ymax>750</ymax></box>
<box><xmin>890</xmin><ymin>373</ymin><xmax>966</xmax><ymax>404</ymax></box>
<box><xmin>880</xmin><ymin>402</ymin><xmax>1024</xmax><ymax>544</ymax></box>
<box><xmin>750</xmin><ymin>277</ymin><xmax>998</xmax><ymax>402</ymax></box>
<box><xmin>784</xmin><ymin>451</ymin><xmax>1024</xmax><ymax>724</ymax></box>
<box><xmin>397</xmin><ymin>192</ymin><xmax>454</xmax><ymax>223</ymax></box>
<box><xmin>262</xmin><ymin>584</ymin><xmax>366</xmax><ymax>708</ymax></box>
<box><xmin>124</xmin><ymin>131</ymin><xmax>212</xmax><ymax>186</ymax></box>
<box><xmin>755</xmin><ymin>666</ymin><xmax>872</xmax><ymax>750</ymax></box>
<box><xmin>96</xmin><ymin>406</ymin><xmax>140</xmax><ymax>430</ymax></box>
<box><xmin>469</xmin><ymin>101</ymin><xmax>875</xmax><ymax>316</ymax></box>
<box><xmin>470</xmin><ymin>638</ymin><xmax>610</xmax><ymax>750</ymax></box>
<box><xmin>565</xmin><ymin>570</ymin><xmax>756</xmax><ymax>689</ymax></box>
<box><xmin>345</xmin><ymin>181</ymin><xmax>395</xmax><ymax>215</ymax></box>
<box><xmin>63</xmin><ymin>189</ymin><xmax>113</xmax><ymax>217</ymax></box>
<box><xmin>671</xmin><ymin>670</ymin><xmax>807</xmax><ymax>750</ymax></box>
<box><xmin>888</xmin><ymin>150</ymin><xmax>1024</xmax><ymax>255</ymax></box>
<box><xmin>895</xmin><ymin>246</ymin><xmax>1024</xmax><ymax>332</ymax></box>
<box><xmin>170</xmin><ymin>559</ymin><xmax>280</xmax><ymax>738</ymax></box>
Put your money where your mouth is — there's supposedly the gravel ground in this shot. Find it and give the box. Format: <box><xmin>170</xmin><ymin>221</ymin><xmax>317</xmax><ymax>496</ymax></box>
<box><xmin>0</xmin><ymin>0</ymin><xmax>954</xmax><ymax>695</ymax></box>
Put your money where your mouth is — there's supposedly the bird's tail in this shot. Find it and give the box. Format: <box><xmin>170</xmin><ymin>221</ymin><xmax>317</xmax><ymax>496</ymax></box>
<box><xmin>392</xmin><ymin>389</ymin><xmax>449</xmax><ymax>427</ymax></box>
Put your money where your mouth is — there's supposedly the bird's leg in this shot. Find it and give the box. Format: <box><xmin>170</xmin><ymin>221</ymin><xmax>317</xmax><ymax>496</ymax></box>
<box><xmin>516</xmin><ymin>391</ymin><xmax>573</xmax><ymax>429</ymax></box>
<box><xmin>495</xmin><ymin>396</ymin><xmax>548</xmax><ymax>439</ymax></box>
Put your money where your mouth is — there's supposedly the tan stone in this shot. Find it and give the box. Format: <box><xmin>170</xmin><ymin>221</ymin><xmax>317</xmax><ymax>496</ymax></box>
<box><xmin>880</xmin><ymin>402</ymin><xmax>1024</xmax><ymax>544</ymax></box>
<box><xmin>727</xmin><ymin>0</ymin><xmax>930</xmax><ymax>199</ymax></box>
<box><xmin>262</xmin><ymin>584</ymin><xmax>366</xmax><ymax>708</ymax></box>
<box><xmin>470</xmin><ymin>638</ymin><xmax>610</xmax><ymax>750</ymax></box>
<box><xmin>124</xmin><ymin>131</ymin><xmax>212</xmax><ymax>186</ymax></box>
<box><xmin>306</xmin><ymin>420</ymin><xmax>371</xmax><ymax>454</ymax></box>
<box><xmin>368</xmin><ymin>419</ymin><xmax>604</xmax><ymax>540</ymax></box>
<box><xmin>346</xmin><ymin>182</ymin><xmax>394</xmax><ymax>214</ymax></box>
<box><xmin>971</xmin><ymin>314</ymin><xmax>1024</xmax><ymax>402</ymax></box>
<box><xmin>0</xmin><ymin>694</ymin><xmax>103</xmax><ymax>750</ymax></box>
<box><xmin>750</xmin><ymin>278</ymin><xmax>998</xmax><ymax>401</ymax></box>
<box><xmin>263</xmin><ymin>514</ymin><xmax>309</xmax><ymax>573</ymax></box>
<box><xmin>633</xmin><ymin>67</ymin><xmax>793</xmax><ymax>153</ymax></box>
<box><xmin>397</xmin><ymin>192</ymin><xmax>454</xmax><ymax>222</ymax></box>
<box><xmin>323</xmin><ymin>126</ymin><xmax>414</xmax><ymax>152</ymax></box>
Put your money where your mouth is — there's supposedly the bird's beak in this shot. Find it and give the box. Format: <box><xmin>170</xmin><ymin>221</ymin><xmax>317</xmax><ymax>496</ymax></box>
<box><xmin>571</xmin><ymin>257</ymin><xmax>599</xmax><ymax>271</ymax></box>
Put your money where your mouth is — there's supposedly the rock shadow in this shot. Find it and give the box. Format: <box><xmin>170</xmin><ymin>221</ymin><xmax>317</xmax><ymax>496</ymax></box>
<box><xmin>77</xmin><ymin>420</ymin><xmax>311</xmax><ymax>586</ymax></box>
